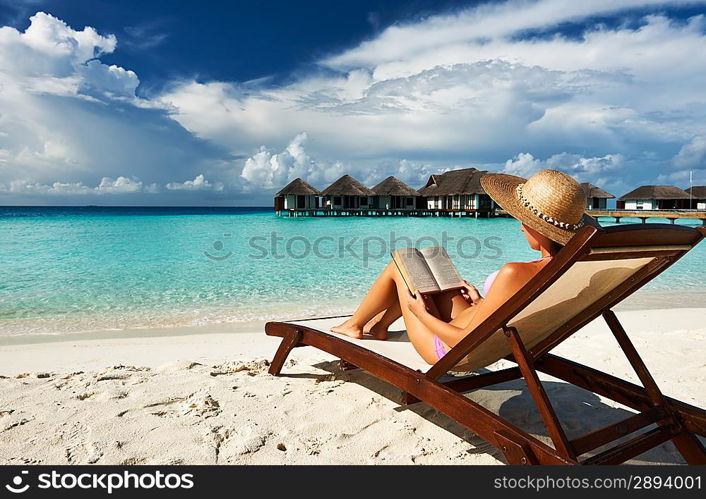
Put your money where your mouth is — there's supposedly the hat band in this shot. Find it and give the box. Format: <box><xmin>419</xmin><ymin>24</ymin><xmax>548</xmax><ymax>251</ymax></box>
<box><xmin>515</xmin><ymin>184</ymin><xmax>584</xmax><ymax>231</ymax></box>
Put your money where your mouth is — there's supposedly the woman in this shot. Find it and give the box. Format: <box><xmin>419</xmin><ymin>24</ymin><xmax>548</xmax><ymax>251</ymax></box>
<box><xmin>331</xmin><ymin>169</ymin><xmax>598</xmax><ymax>364</ymax></box>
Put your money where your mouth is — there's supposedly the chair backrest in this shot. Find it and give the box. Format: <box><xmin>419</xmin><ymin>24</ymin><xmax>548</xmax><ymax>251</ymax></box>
<box><xmin>450</xmin><ymin>224</ymin><xmax>704</xmax><ymax>372</ymax></box>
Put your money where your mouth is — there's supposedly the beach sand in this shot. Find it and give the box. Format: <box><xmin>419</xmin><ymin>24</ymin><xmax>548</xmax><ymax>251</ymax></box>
<box><xmin>0</xmin><ymin>308</ymin><xmax>704</xmax><ymax>465</ymax></box>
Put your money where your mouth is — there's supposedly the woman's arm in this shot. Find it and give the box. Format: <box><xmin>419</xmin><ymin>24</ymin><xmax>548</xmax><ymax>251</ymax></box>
<box><xmin>460</xmin><ymin>280</ymin><xmax>483</xmax><ymax>305</ymax></box>
<box><xmin>454</xmin><ymin>263</ymin><xmax>535</xmax><ymax>336</ymax></box>
<box><xmin>406</xmin><ymin>263</ymin><xmax>535</xmax><ymax>348</ymax></box>
<box><xmin>411</xmin><ymin>300</ymin><xmax>467</xmax><ymax>346</ymax></box>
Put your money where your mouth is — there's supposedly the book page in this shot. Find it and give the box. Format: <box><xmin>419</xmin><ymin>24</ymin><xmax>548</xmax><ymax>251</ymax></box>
<box><xmin>391</xmin><ymin>248</ymin><xmax>440</xmax><ymax>295</ymax></box>
<box><xmin>419</xmin><ymin>246</ymin><xmax>465</xmax><ymax>292</ymax></box>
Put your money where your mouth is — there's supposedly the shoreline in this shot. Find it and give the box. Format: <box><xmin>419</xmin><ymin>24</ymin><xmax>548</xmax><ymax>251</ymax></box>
<box><xmin>2</xmin><ymin>288</ymin><xmax>705</xmax><ymax>347</ymax></box>
<box><xmin>2</xmin><ymin>306</ymin><xmax>705</xmax><ymax>373</ymax></box>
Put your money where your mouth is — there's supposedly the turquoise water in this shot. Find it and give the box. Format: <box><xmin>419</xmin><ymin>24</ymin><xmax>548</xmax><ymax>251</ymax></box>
<box><xmin>1</xmin><ymin>207</ymin><xmax>704</xmax><ymax>336</ymax></box>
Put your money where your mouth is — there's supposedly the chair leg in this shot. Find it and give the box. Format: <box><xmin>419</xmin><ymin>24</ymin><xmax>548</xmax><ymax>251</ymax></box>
<box><xmin>268</xmin><ymin>330</ymin><xmax>302</xmax><ymax>375</ymax></box>
<box><xmin>504</xmin><ymin>326</ymin><xmax>576</xmax><ymax>460</ymax></box>
<box><xmin>672</xmin><ymin>432</ymin><xmax>706</xmax><ymax>465</ymax></box>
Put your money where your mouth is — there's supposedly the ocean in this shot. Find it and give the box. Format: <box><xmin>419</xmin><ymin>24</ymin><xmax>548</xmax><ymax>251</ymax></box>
<box><xmin>1</xmin><ymin>206</ymin><xmax>704</xmax><ymax>336</ymax></box>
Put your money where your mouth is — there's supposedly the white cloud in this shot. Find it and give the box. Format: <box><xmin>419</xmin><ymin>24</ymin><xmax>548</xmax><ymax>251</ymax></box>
<box><xmin>672</xmin><ymin>136</ymin><xmax>706</xmax><ymax>168</ymax></box>
<box><xmin>1</xmin><ymin>176</ymin><xmax>146</xmax><ymax>195</ymax></box>
<box><xmin>661</xmin><ymin>135</ymin><xmax>706</xmax><ymax>185</ymax></box>
<box><xmin>0</xmin><ymin>12</ymin><xmax>138</xmax><ymax>100</ymax></box>
<box><xmin>160</xmin><ymin>61</ymin><xmax>630</xmax><ymax>162</ymax></box>
<box><xmin>0</xmin><ymin>174</ymin><xmax>233</xmax><ymax>196</ymax></box>
<box><xmin>238</xmin><ymin>134</ymin><xmax>451</xmax><ymax>191</ymax></box>
<box><xmin>96</xmin><ymin>176</ymin><xmax>143</xmax><ymax>193</ymax></box>
<box><xmin>166</xmin><ymin>174</ymin><xmax>223</xmax><ymax>191</ymax></box>
<box><xmin>240</xmin><ymin>133</ymin><xmax>346</xmax><ymax>190</ymax></box>
<box><xmin>0</xmin><ymin>11</ymin><xmax>226</xmax><ymax>203</ymax></box>
<box><xmin>503</xmin><ymin>152</ymin><xmax>623</xmax><ymax>179</ymax></box>
<box><xmin>2</xmin><ymin>179</ymin><xmax>97</xmax><ymax>195</ymax></box>
<box><xmin>323</xmin><ymin>0</ymin><xmax>705</xmax><ymax>71</ymax></box>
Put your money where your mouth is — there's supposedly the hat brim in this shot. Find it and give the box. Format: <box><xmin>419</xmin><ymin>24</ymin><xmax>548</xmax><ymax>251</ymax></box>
<box><xmin>480</xmin><ymin>173</ymin><xmax>600</xmax><ymax>246</ymax></box>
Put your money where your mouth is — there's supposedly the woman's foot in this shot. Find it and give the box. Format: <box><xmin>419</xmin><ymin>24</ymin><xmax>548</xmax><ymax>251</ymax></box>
<box><xmin>330</xmin><ymin>318</ymin><xmax>364</xmax><ymax>339</ymax></box>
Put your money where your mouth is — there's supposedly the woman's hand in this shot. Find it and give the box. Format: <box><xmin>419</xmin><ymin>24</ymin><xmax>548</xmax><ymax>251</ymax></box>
<box><xmin>406</xmin><ymin>290</ymin><xmax>429</xmax><ymax>317</ymax></box>
<box><xmin>460</xmin><ymin>280</ymin><xmax>482</xmax><ymax>305</ymax></box>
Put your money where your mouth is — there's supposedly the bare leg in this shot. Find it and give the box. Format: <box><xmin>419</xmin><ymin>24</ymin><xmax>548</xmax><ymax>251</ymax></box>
<box><xmin>365</xmin><ymin>300</ymin><xmax>402</xmax><ymax>340</ymax></box>
<box><xmin>432</xmin><ymin>289</ymin><xmax>472</xmax><ymax>322</ymax></box>
<box><xmin>362</xmin><ymin>310</ymin><xmax>386</xmax><ymax>334</ymax></box>
<box><xmin>332</xmin><ymin>261</ymin><xmax>472</xmax><ymax>362</ymax></box>
<box><xmin>335</xmin><ymin>260</ymin><xmax>454</xmax><ymax>363</ymax></box>
<box><xmin>331</xmin><ymin>262</ymin><xmax>398</xmax><ymax>338</ymax></box>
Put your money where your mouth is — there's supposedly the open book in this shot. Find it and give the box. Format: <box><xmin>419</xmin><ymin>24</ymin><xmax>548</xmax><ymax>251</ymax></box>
<box><xmin>391</xmin><ymin>246</ymin><xmax>465</xmax><ymax>297</ymax></box>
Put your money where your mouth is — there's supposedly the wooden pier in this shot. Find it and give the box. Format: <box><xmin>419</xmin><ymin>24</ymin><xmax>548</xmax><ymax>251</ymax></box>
<box><xmin>587</xmin><ymin>209</ymin><xmax>706</xmax><ymax>225</ymax></box>
<box><xmin>275</xmin><ymin>207</ymin><xmax>706</xmax><ymax>223</ymax></box>
<box><xmin>275</xmin><ymin>208</ymin><xmax>494</xmax><ymax>217</ymax></box>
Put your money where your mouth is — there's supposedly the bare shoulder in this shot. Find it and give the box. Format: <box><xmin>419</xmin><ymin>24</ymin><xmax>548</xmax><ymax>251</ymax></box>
<box><xmin>494</xmin><ymin>262</ymin><xmax>538</xmax><ymax>285</ymax></box>
<box><xmin>497</xmin><ymin>261</ymin><xmax>534</xmax><ymax>276</ymax></box>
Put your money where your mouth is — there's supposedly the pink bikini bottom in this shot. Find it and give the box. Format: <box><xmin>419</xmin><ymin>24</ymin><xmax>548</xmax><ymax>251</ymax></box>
<box><xmin>433</xmin><ymin>335</ymin><xmax>447</xmax><ymax>360</ymax></box>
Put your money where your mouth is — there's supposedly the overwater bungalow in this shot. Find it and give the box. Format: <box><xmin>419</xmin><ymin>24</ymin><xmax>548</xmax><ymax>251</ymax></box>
<box><xmin>370</xmin><ymin>176</ymin><xmax>420</xmax><ymax>211</ymax></box>
<box><xmin>274</xmin><ymin>177</ymin><xmax>321</xmax><ymax>214</ymax></box>
<box><xmin>418</xmin><ymin>167</ymin><xmax>494</xmax><ymax>214</ymax></box>
<box><xmin>321</xmin><ymin>174</ymin><xmax>375</xmax><ymax>211</ymax></box>
<box><xmin>685</xmin><ymin>186</ymin><xmax>706</xmax><ymax>210</ymax></box>
<box><xmin>580</xmin><ymin>182</ymin><xmax>615</xmax><ymax>210</ymax></box>
<box><xmin>617</xmin><ymin>185</ymin><xmax>691</xmax><ymax>210</ymax></box>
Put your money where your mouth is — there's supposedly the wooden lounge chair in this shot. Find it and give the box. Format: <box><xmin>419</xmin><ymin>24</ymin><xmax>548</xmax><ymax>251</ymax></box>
<box><xmin>265</xmin><ymin>223</ymin><xmax>706</xmax><ymax>465</ymax></box>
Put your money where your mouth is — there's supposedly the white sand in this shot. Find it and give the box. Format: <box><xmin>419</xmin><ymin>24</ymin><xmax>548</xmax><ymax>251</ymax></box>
<box><xmin>0</xmin><ymin>308</ymin><xmax>704</xmax><ymax>465</ymax></box>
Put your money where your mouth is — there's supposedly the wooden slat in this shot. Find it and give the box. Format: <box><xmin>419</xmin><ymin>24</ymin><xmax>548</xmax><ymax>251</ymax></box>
<box><xmin>407</xmin><ymin>368</ymin><xmax>523</xmax><ymax>404</ymax></box>
<box><xmin>571</xmin><ymin>406</ymin><xmax>666</xmax><ymax>456</ymax></box>
<box><xmin>443</xmin><ymin>367</ymin><xmax>522</xmax><ymax>393</ymax></box>
<box><xmin>581</xmin><ymin>251</ymin><xmax>684</xmax><ymax>261</ymax></box>
<box><xmin>589</xmin><ymin>244</ymin><xmax>692</xmax><ymax>254</ymax></box>
<box><xmin>582</xmin><ymin>426</ymin><xmax>676</xmax><ymax>465</ymax></box>
<box><xmin>590</xmin><ymin>224</ymin><xmax>701</xmax><ymax>248</ymax></box>
<box><xmin>403</xmin><ymin>367</ymin><xmax>522</xmax><ymax>405</ymax></box>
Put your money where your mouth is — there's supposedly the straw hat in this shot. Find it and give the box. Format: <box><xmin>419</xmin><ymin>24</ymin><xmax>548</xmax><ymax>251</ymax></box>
<box><xmin>480</xmin><ymin>169</ymin><xmax>599</xmax><ymax>245</ymax></box>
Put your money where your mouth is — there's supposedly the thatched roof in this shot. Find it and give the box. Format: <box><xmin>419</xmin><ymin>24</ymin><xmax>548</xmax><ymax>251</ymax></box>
<box><xmin>685</xmin><ymin>186</ymin><xmax>706</xmax><ymax>199</ymax></box>
<box><xmin>418</xmin><ymin>168</ymin><xmax>486</xmax><ymax>196</ymax></box>
<box><xmin>321</xmin><ymin>175</ymin><xmax>375</xmax><ymax>196</ymax></box>
<box><xmin>618</xmin><ymin>185</ymin><xmax>690</xmax><ymax>201</ymax></box>
<box><xmin>581</xmin><ymin>182</ymin><xmax>614</xmax><ymax>199</ymax></box>
<box><xmin>275</xmin><ymin>178</ymin><xmax>320</xmax><ymax>196</ymax></box>
<box><xmin>371</xmin><ymin>176</ymin><xmax>420</xmax><ymax>196</ymax></box>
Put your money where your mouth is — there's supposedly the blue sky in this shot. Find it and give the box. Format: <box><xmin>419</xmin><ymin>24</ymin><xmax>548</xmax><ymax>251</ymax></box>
<box><xmin>1</xmin><ymin>0</ymin><xmax>706</xmax><ymax>205</ymax></box>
